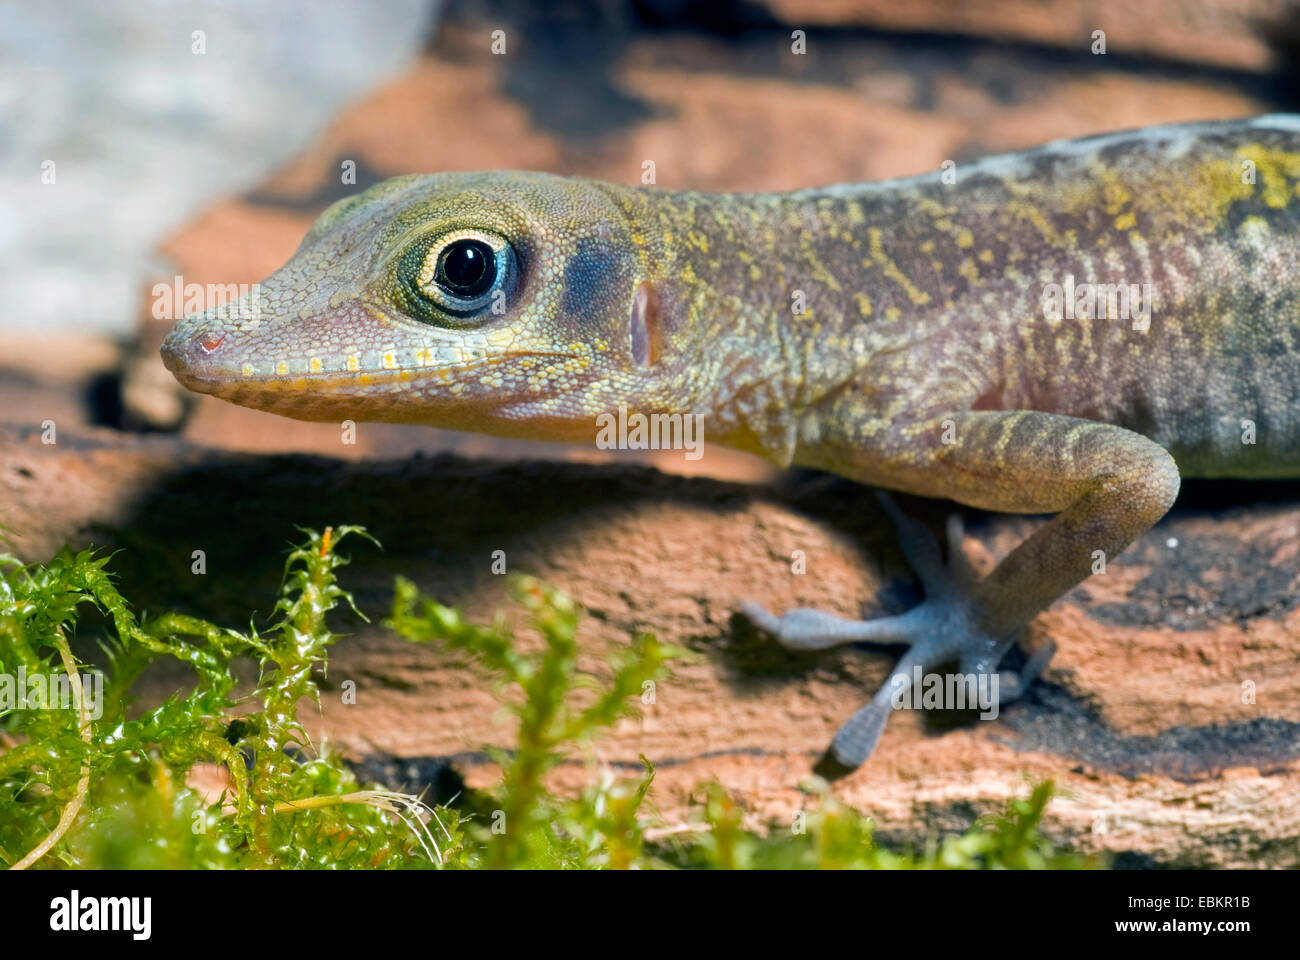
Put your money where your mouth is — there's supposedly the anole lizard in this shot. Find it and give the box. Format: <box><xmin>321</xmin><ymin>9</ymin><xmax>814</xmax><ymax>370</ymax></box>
<box><xmin>162</xmin><ymin>115</ymin><xmax>1300</xmax><ymax>771</ymax></box>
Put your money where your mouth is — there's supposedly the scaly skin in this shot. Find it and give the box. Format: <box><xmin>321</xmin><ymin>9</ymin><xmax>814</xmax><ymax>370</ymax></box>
<box><xmin>162</xmin><ymin>115</ymin><xmax>1300</xmax><ymax>772</ymax></box>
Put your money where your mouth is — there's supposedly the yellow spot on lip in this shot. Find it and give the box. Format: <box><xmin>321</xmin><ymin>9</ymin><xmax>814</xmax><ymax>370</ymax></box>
<box><xmin>309</xmin><ymin>357</ymin><xmax>323</xmax><ymax>373</ymax></box>
<box><xmin>383</xmin><ymin>352</ymin><xmax>398</xmax><ymax>369</ymax></box>
<box><xmin>346</xmin><ymin>355</ymin><xmax>360</xmax><ymax>372</ymax></box>
<box><xmin>276</xmin><ymin>361</ymin><xmax>288</xmax><ymax>376</ymax></box>
<box><xmin>242</xmin><ymin>364</ymin><xmax>254</xmax><ymax>377</ymax></box>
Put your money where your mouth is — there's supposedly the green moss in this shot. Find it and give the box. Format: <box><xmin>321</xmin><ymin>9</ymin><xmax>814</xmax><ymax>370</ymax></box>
<box><xmin>0</xmin><ymin>529</ymin><xmax>1099</xmax><ymax>870</ymax></box>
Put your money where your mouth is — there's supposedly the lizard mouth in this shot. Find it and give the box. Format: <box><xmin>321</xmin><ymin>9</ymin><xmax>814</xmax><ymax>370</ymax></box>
<box><xmin>163</xmin><ymin>354</ymin><xmax>543</xmax><ymax>397</ymax></box>
<box><xmin>161</xmin><ymin>329</ymin><xmax>581</xmax><ymax>404</ymax></box>
<box><xmin>161</xmin><ymin>343</ymin><xmax>602</xmax><ymax>438</ymax></box>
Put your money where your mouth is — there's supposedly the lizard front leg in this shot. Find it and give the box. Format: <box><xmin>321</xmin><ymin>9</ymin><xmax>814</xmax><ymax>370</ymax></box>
<box><xmin>743</xmin><ymin>410</ymin><xmax>1181</xmax><ymax>770</ymax></box>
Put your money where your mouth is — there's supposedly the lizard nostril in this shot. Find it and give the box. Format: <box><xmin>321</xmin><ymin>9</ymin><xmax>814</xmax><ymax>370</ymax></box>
<box><xmin>160</xmin><ymin>326</ymin><xmax>230</xmax><ymax>375</ymax></box>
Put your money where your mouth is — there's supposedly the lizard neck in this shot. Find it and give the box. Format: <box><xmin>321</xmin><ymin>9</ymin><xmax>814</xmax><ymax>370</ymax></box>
<box><xmin>611</xmin><ymin>182</ymin><xmax>948</xmax><ymax>466</ymax></box>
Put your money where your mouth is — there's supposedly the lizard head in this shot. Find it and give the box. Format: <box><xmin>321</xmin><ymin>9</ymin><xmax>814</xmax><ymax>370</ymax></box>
<box><xmin>160</xmin><ymin>171</ymin><xmax>714</xmax><ymax>443</ymax></box>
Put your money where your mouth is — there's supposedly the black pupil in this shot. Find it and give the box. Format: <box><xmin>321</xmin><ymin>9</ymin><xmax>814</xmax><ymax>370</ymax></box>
<box><xmin>438</xmin><ymin>239</ymin><xmax>496</xmax><ymax>297</ymax></box>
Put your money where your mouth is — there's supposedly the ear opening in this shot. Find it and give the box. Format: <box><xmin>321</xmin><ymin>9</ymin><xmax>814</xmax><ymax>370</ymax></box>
<box><xmin>630</xmin><ymin>281</ymin><xmax>660</xmax><ymax>367</ymax></box>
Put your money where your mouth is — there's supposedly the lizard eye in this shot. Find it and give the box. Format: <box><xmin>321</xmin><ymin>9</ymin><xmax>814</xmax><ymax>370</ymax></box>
<box><xmin>399</xmin><ymin>228</ymin><xmax>515</xmax><ymax>321</ymax></box>
<box><xmin>438</xmin><ymin>239</ymin><xmax>495</xmax><ymax>296</ymax></box>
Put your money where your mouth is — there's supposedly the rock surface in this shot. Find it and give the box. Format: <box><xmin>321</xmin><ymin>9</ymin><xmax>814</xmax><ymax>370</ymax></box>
<box><xmin>1</xmin><ymin>424</ymin><xmax>1298</xmax><ymax>867</ymax></box>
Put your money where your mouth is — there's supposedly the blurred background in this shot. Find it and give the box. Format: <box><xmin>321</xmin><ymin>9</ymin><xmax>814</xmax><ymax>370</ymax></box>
<box><xmin>4</xmin><ymin>0</ymin><xmax>1300</xmax><ymax>479</ymax></box>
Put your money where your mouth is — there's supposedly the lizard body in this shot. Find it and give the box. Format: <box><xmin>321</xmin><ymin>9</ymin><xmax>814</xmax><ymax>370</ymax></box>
<box><xmin>163</xmin><ymin>115</ymin><xmax>1300</xmax><ymax>769</ymax></box>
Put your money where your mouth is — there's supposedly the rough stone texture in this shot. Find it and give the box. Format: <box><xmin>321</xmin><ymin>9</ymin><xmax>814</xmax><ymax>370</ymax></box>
<box><xmin>764</xmin><ymin>0</ymin><xmax>1298</xmax><ymax>71</ymax></box>
<box><xmin>1</xmin><ymin>425</ymin><xmax>1297</xmax><ymax>867</ymax></box>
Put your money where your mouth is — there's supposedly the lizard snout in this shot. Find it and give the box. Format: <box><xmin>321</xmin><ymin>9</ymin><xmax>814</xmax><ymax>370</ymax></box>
<box><xmin>160</xmin><ymin>322</ymin><xmax>238</xmax><ymax>391</ymax></box>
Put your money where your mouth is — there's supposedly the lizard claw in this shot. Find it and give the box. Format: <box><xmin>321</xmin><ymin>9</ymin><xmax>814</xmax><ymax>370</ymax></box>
<box><xmin>741</xmin><ymin>501</ymin><xmax>1046</xmax><ymax>772</ymax></box>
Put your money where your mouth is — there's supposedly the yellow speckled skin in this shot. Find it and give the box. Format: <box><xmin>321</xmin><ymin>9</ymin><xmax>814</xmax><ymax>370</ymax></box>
<box><xmin>163</xmin><ymin>115</ymin><xmax>1300</xmax><ymax>768</ymax></box>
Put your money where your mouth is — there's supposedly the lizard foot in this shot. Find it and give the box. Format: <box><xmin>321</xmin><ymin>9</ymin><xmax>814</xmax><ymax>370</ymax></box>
<box><xmin>741</xmin><ymin>493</ymin><xmax>1054</xmax><ymax>773</ymax></box>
